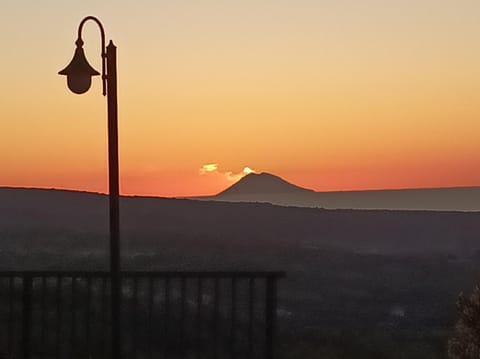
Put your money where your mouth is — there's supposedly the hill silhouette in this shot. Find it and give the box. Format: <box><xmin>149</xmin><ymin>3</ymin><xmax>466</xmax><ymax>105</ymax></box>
<box><xmin>201</xmin><ymin>172</ymin><xmax>480</xmax><ymax>211</ymax></box>
<box><xmin>1</xmin><ymin>187</ymin><xmax>479</xmax><ymax>259</ymax></box>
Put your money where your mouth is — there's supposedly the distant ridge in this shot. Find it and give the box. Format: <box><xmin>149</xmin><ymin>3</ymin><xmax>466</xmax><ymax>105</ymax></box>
<box><xmin>198</xmin><ymin>172</ymin><xmax>480</xmax><ymax>211</ymax></box>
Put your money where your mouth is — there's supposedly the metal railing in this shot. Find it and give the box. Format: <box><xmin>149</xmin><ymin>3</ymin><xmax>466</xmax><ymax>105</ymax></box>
<box><xmin>0</xmin><ymin>271</ymin><xmax>284</xmax><ymax>359</ymax></box>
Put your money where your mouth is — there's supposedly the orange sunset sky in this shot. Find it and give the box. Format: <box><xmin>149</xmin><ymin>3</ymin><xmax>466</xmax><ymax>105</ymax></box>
<box><xmin>1</xmin><ymin>1</ymin><xmax>480</xmax><ymax>197</ymax></box>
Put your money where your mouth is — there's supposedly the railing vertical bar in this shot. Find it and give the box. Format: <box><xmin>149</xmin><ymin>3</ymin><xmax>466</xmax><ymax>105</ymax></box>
<box><xmin>101</xmin><ymin>277</ymin><xmax>108</xmax><ymax>359</ymax></box>
<box><xmin>7</xmin><ymin>277</ymin><xmax>14</xmax><ymax>358</ymax></box>
<box><xmin>40</xmin><ymin>277</ymin><xmax>47</xmax><ymax>356</ymax></box>
<box><xmin>265</xmin><ymin>277</ymin><xmax>277</xmax><ymax>359</ymax></box>
<box><xmin>196</xmin><ymin>277</ymin><xmax>203</xmax><ymax>359</ymax></box>
<box><xmin>86</xmin><ymin>276</ymin><xmax>92</xmax><ymax>357</ymax></box>
<box><xmin>213</xmin><ymin>278</ymin><xmax>219</xmax><ymax>359</ymax></box>
<box><xmin>164</xmin><ymin>277</ymin><xmax>170</xmax><ymax>359</ymax></box>
<box><xmin>55</xmin><ymin>276</ymin><xmax>62</xmax><ymax>359</ymax></box>
<box><xmin>22</xmin><ymin>275</ymin><xmax>32</xmax><ymax>359</ymax></box>
<box><xmin>70</xmin><ymin>276</ymin><xmax>77</xmax><ymax>358</ymax></box>
<box><xmin>132</xmin><ymin>276</ymin><xmax>138</xmax><ymax>359</ymax></box>
<box><xmin>248</xmin><ymin>277</ymin><xmax>254</xmax><ymax>359</ymax></box>
<box><xmin>147</xmin><ymin>277</ymin><xmax>154</xmax><ymax>359</ymax></box>
<box><xmin>180</xmin><ymin>277</ymin><xmax>186</xmax><ymax>359</ymax></box>
<box><xmin>37</xmin><ymin>277</ymin><xmax>47</xmax><ymax>359</ymax></box>
<box><xmin>230</xmin><ymin>277</ymin><xmax>237</xmax><ymax>359</ymax></box>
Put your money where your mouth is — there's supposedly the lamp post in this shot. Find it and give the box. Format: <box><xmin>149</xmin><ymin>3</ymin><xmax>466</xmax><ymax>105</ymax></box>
<box><xmin>58</xmin><ymin>16</ymin><xmax>121</xmax><ymax>359</ymax></box>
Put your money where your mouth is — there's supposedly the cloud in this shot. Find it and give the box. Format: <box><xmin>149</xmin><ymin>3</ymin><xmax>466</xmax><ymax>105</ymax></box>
<box><xmin>243</xmin><ymin>167</ymin><xmax>255</xmax><ymax>175</ymax></box>
<box><xmin>199</xmin><ymin>163</ymin><xmax>219</xmax><ymax>174</ymax></box>
<box><xmin>199</xmin><ymin>164</ymin><xmax>257</xmax><ymax>182</ymax></box>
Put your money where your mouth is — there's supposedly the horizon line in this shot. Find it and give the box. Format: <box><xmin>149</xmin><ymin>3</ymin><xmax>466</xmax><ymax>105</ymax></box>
<box><xmin>2</xmin><ymin>182</ymin><xmax>480</xmax><ymax>199</ymax></box>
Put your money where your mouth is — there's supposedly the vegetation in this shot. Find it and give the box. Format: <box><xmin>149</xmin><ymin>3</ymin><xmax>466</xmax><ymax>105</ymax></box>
<box><xmin>448</xmin><ymin>285</ymin><xmax>480</xmax><ymax>359</ymax></box>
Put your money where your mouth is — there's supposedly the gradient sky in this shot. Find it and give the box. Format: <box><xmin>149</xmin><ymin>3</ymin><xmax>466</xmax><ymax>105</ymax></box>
<box><xmin>1</xmin><ymin>0</ymin><xmax>480</xmax><ymax>196</ymax></box>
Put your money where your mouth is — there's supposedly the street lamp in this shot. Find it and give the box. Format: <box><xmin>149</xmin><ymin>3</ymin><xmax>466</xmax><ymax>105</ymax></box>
<box><xmin>58</xmin><ymin>16</ymin><xmax>121</xmax><ymax>359</ymax></box>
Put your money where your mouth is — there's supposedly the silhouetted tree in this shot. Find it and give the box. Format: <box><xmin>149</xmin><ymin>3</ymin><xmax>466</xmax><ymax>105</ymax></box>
<box><xmin>448</xmin><ymin>285</ymin><xmax>480</xmax><ymax>359</ymax></box>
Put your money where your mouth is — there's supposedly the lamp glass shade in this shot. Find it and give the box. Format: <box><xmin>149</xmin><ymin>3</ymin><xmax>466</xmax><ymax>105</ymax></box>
<box><xmin>58</xmin><ymin>46</ymin><xmax>100</xmax><ymax>94</ymax></box>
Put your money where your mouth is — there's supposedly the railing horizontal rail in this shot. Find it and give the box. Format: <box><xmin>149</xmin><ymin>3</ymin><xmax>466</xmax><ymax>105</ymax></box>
<box><xmin>0</xmin><ymin>271</ymin><xmax>285</xmax><ymax>278</ymax></box>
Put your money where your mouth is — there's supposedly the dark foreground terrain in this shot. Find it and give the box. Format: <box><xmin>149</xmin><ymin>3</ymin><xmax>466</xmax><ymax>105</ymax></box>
<box><xmin>1</xmin><ymin>187</ymin><xmax>480</xmax><ymax>358</ymax></box>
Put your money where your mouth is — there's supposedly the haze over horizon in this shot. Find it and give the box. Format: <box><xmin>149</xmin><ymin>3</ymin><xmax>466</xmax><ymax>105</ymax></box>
<box><xmin>2</xmin><ymin>1</ymin><xmax>480</xmax><ymax>196</ymax></box>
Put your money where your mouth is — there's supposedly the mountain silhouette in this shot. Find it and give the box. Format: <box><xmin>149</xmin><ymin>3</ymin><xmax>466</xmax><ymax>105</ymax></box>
<box><xmin>217</xmin><ymin>172</ymin><xmax>314</xmax><ymax>196</ymax></box>
<box><xmin>196</xmin><ymin>172</ymin><xmax>480</xmax><ymax>211</ymax></box>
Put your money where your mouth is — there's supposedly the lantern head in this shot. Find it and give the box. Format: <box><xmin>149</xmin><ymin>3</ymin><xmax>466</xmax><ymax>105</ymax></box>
<box><xmin>58</xmin><ymin>39</ymin><xmax>100</xmax><ymax>94</ymax></box>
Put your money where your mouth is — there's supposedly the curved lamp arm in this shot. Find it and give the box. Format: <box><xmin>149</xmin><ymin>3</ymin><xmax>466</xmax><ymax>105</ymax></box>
<box><xmin>77</xmin><ymin>16</ymin><xmax>107</xmax><ymax>96</ymax></box>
